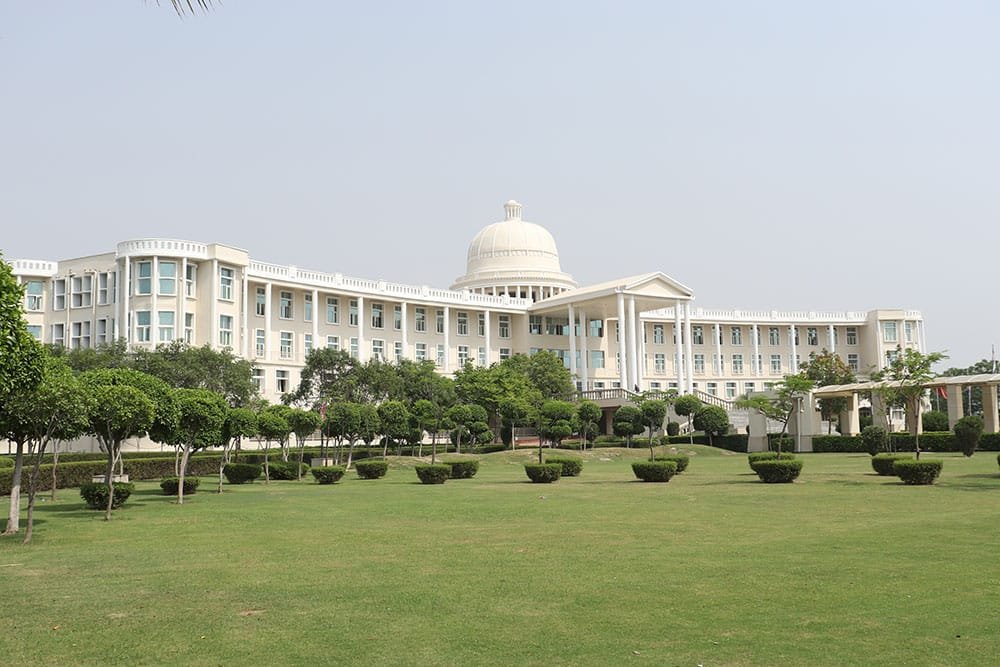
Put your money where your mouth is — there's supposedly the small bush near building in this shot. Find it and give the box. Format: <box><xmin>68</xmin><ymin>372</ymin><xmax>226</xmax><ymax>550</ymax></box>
<box><xmin>545</xmin><ymin>456</ymin><xmax>583</xmax><ymax>477</ymax></box>
<box><xmin>79</xmin><ymin>482</ymin><xmax>135</xmax><ymax>510</ymax></box>
<box><xmin>753</xmin><ymin>459</ymin><xmax>803</xmax><ymax>483</ymax></box>
<box><xmin>223</xmin><ymin>463</ymin><xmax>262</xmax><ymax>484</ymax></box>
<box><xmin>861</xmin><ymin>425</ymin><xmax>887</xmax><ymax>456</ymax></box>
<box><xmin>160</xmin><ymin>477</ymin><xmax>200</xmax><ymax>495</ymax></box>
<box><xmin>414</xmin><ymin>464</ymin><xmax>451</xmax><ymax>484</ymax></box>
<box><xmin>922</xmin><ymin>410</ymin><xmax>950</xmax><ymax>433</ymax></box>
<box><xmin>666</xmin><ymin>421</ymin><xmax>680</xmax><ymax>437</ymax></box>
<box><xmin>266</xmin><ymin>461</ymin><xmax>310</xmax><ymax>481</ymax></box>
<box><xmin>954</xmin><ymin>415</ymin><xmax>983</xmax><ymax>457</ymax></box>
<box><xmin>631</xmin><ymin>460</ymin><xmax>677</xmax><ymax>482</ymax></box>
<box><xmin>748</xmin><ymin>451</ymin><xmax>796</xmax><ymax>473</ymax></box>
<box><xmin>355</xmin><ymin>460</ymin><xmax>388</xmax><ymax>479</ymax></box>
<box><xmin>311</xmin><ymin>466</ymin><xmax>346</xmax><ymax>484</ymax></box>
<box><xmin>871</xmin><ymin>454</ymin><xmax>913</xmax><ymax>476</ymax></box>
<box><xmin>524</xmin><ymin>463</ymin><xmax>562</xmax><ymax>483</ymax></box>
<box><xmin>653</xmin><ymin>454</ymin><xmax>689</xmax><ymax>473</ymax></box>
<box><xmin>893</xmin><ymin>459</ymin><xmax>943</xmax><ymax>485</ymax></box>
<box><xmin>442</xmin><ymin>459</ymin><xmax>480</xmax><ymax>479</ymax></box>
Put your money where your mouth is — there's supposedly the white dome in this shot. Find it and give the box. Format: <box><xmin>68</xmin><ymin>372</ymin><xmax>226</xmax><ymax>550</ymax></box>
<box><xmin>452</xmin><ymin>201</ymin><xmax>576</xmax><ymax>296</ymax></box>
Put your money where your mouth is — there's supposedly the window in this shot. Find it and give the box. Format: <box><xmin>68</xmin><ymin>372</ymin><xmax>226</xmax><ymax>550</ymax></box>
<box><xmin>159</xmin><ymin>261</ymin><xmax>176</xmax><ymax>295</ymax></box>
<box><xmin>694</xmin><ymin>354</ymin><xmax>705</xmax><ymax>374</ymax></box>
<box><xmin>744</xmin><ymin>382</ymin><xmax>756</xmax><ymax>394</ymax></box>
<box><xmin>498</xmin><ymin>314</ymin><xmax>510</xmax><ymax>338</ymax></box>
<box><xmin>793</xmin><ymin>328</ymin><xmax>800</xmax><ymax>346</ymax></box>
<box><xmin>27</xmin><ymin>325</ymin><xmax>42</xmax><ymax>341</ymax></box>
<box><xmin>807</xmin><ymin>327</ymin><xmax>818</xmax><ymax>346</ymax></box>
<box><xmin>51</xmin><ymin>323</ymin><xmax>65</xmax><ymax>347</ymax></box>
<box><xmin>184</xmin><ymin>313</ymin><xmax>194</xmax><ymax>344</ymax></box>
<box><xmin>349</xmin><ymin>300</ymin><xmax>359</xmax><ymax>326</ymax></box>
<box><xmin>649</xmin><ymin>382</ymin><xmax>662</xmax><ymax>391</ymax></box>
<box><xmin>252</xmin><ymin>368</ymin><xmax>264</xmax><ymax>392</ymax></box>
<box><xmin>394</xmin><ymin>305</ymin><xmax>403</xmax><ymax>331</ymax></box>
<box><xmin>280</xmin><ymin>291</ymin><xmax>293</xmax><ymax>319</ymax></box>
<box><xmin>24</xmin><ymin>280</ymin><xmax>43</xmax><ymax>311</ymax></box>
<box><xmin>529</xmin><ymin>315</ymin><xmax>543</xmax><ymax>335</ymax></box>
<box><xmin>884</xmin><ymin>322</ymin><xmax>898</xmax><ymax>343</ymax></box>
<box><xmin>732</xmin><ymin>354</ymin><xmax>744</xmax><ymax>375</ymax></box>
<box><xmin>219</xmin><ymin>267</ymin><xmax>234</xmax><ymax>301</ymax></box>
<box><xmin>136</xmin><ymin>261</ymin><xmax>152</xmax><ymax>295</ymax></box>
<box><xmin>755</xmin><ymin>354</ymin><xmax>763</xmax><ymax>374</ymax></box>
<box><xmin>763</xmin><ymin>382</ymin><xmax>775</xmax><ymax>392</ymax></box>
<box><xmin>395</xmin><ymin>341</ymin><xmax>404</xmax><ymax>363</ymax></box>
<box><xmin>714</xmin><ymin>354</ymin><xmax>725</xmax><ymax>373</ymax></box>
<box><xmin>71</xmin><ymin>275</ymin><xmax>92</xmax><ymax>308</ymax></box>
<box><xmin>885</xmin><ymin>349</ymin><xmax>898</xmax><ymax>365</ymax></box>
<box><xmin>546</xmin><ymin>317</ymin><xmax>569</xmax><ymax>336</ymax></box>
<box><xmin>707</xmin><ymin>382</ymin><xmax>718</xmax><ymax>396</ymax></box>
<box><xmin>158</xmin><ymin>311</ymin><xmax>175</xmax><ymax>342</ymax></box>
<box><xmin>478</xmin><ymin>313</ymin><xmax>485</xmax><ymax>336</ymax></box>
<box><xmin>731</xmin><ymin>327</ymin><xmax>743</xmax><ymax>346</ymax></box>
<box><xmin>96</xmin><ymin>318</ymin><xmax>109</xmax><ymax>344</ymax></box>
<box><xmin>326</xmin><ymin>297</ymin><xmax>339</xmax><ymax>324</ymax></box>
<box><xmin>692</xmin><ymin>326</ymin><xmax>704</xmax><ymax>345</ymax></box>
<box><xmin>97</xmin><ymin>273</ymin><xmax>113</xmax><ymax>305</ymax></box>
<box><xmin>185</xmin><ymin>264</ymin><xmax>197</xmax><ymax>297</ymax></box>
<box><xmin>457</xmin><ymin>345</ymin><xmax>469</xmax><ymax>366</ymax></box>
<box><xmin>414</xmin><ymin>307</ymin><xmax>427</xmax><ymax>332</ymax></box>
<box><xmin>905</xmin><ymin>321</ymin><xmax>914</xmax><ymax>343</ymax></box>
<box><xmin>371</xmin><ymin>303</ymin><xmax>383</xmax><ymax>329</ymax></box>
<box><xmin>304</xmin><ymin>293</ymin><xmax>313</xmax><ymax>322</ymax></box>
<box><xmin>136</xmin><ymin>311</ymin><xmax>151</xmax><ymax>342</ymax></box>
<box><xmin>53</xmin><ymin>279</ymin><xmax>66</xmax><ymax>310</ymax></box>
<box><xmin>219</xmin><ymin>315</ymin><xmax>234</xmax><ymax>347</ymax></box>
<box><xmin>256</xmin><ymin>287</ymin><xmax>266</xmax><ymax>316</ymax></box>
<box><xmin>304</xmin><ymin>333</ymin><xmax>313</xmax><ymax>356</ymax></box>
<box><xmin>715</xmin><ymin>325</ymin><xmax>723</xmax><ymax>345</ymax></box>
<box><xmin>280</xmin><ymin>331</ymin><xmax>293</xmax><ymax>359</ymax></box>
<box><xmin>499</xmin><ymin>347</ymin><xmax>512</xmax><ymax>361</ymax></box>
<box><xmin>275</xmin><ymin>370</ymin><xmax>289</xmax><ymax>394</ymax></box>
<box><xmin>768</xmin><ymin>327</ymin><xmax>780</xmax><ymax>346</ymax></box>
<box><xmin>725</xmin><ymin>382</ymin><xmax>737</xmax><ymax>399</ymax></box>
<box><xmin>770</xmin><ymin>354</ymin><xmax>782</xmax><ymax>374</ymax></box>
<box><xmin>589</xmin><ymin>320</ymin><xmax>603</xmax><ymax>337</ymax></box>
<box><xmin>436</xmin><ymin>344</ymin><xmax>446</xmax><ymax>367</ymax></box>
<box><xmin>615</xmin><ymin>352</ymin><xmax>621</xmax><ymax>372</ymax></box>
<box><xmin>326</xmin><ymin>335</ymin><xmax>340</xmax><ymax>351</ymax></box>
<box><xmin>350</xmin><ymin>337</ymin><xmax>359</xmax><ymax>359</ymax></box>
<box><xmin>255</xmin><ymin>329</ymin><xmax>265</xmax><ymax>357</ymax></box>
<box><xmin>846</xmin><ymin>327</ymin><xmax>858</xmax><ymax>345</ymax></box>
<box><xmin>436</xmin><ymin>310</ymin><xmax>445</xmax><ymax>334</ymax></box>
<box><xmin>654</xmin><ymin>353</ymin><xmax>666</xmax><ymax>373</ymax></box>
<box><xmin>653</xmin><ymin>324</ymin><xmax>665</xmax><ymax>344</ymax></box>
<box><xmin>415</xmin><ymin>342</ymin><xmax>427</xmax><ymax>361</ymax></box>
<box><xmin>457</xmin><ymin>311</ymin><xmax>468</xmax><ymax>335</ymax></box>
<box><xmin>847</xmin><ymin>353</ymin><xmax>859</xmax><ymax>372</ymax></box>
<box><xmin>478</xmin><ymin>347</ymin><xmax>487</xmax><ymax>367</ymax></box>
<box><xmin>372</xmin><ymin>339</ymin><xmax>384</xmax><ymax>361</ymax></box>
<box><xmin>71</xmin><ymin>321</ymin><xmax>91</xmax><ymax>349</ymax></box>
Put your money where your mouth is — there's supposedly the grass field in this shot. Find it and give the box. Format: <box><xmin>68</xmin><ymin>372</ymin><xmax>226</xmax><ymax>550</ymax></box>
<box><xmin>2</xmin><ymin>447</ymin><xmax>999</xmax><ymax>666</ymax></box>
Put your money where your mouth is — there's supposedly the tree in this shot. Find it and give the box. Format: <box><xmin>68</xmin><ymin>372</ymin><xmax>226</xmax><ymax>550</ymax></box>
<box><xmin>800</xmin><ymin>350</ymin><xmax>856</xmax><ymax>433</ymax></box>
<box><xmin>693</xmin><ymin>405</ymin><xmax>730</xmax><ymax>446</ymax></box>
<box><xmin>256</xmin><ymin>406</ymin><xmax>290</xmax><ymax>483</ymax></box>
<box><xmin>953</xmin><ymin>415</ymin><xmax>983</xmax><ymax>457</ymax></box>
<box><xmin>639</xmin><ymin>399</ymin><xmax>668</xmax><ymax>459</ymax></box>
<box><xmin>286</xmin><ymin>408</ymin><xmax>322</xmax><ymax>479</ymax></box>
<box><xmin>873</xmin><ymin>347</ymin><xmax>947</xmax><ymax>459</ymax></box>
<box><xmin>377</xmin><ymin>401</ymin><xmax>411</xmax><ymax>457</ymax></box>
<box><xmin>501</xmin><ymin>352</ymin><xmax>575</xmax><ymax>400</ymax></box>
<box><xmin>538</xmin><ymin>400</ymin><xmax>576</xmax><ymax>462</ymax></box>
<box><xmin>498</xmin><ymin>393</ymin><xmax>539</xmax><ymax>451</ymax></box>
<box><xmin>411</xmin><ymin>399</ymin><xmax>437</xmax><ymax>459</ymax></box>
<box><xmin>170</xmin><ymin>388</ymin><xmax>228</xmax><ymax>504</ymax></box>
<box><xmin>673</xmin><ymin>394</ymin><xmax>703</xmax><ymax>446</ymax></box>
<box><xmin>613</xmin><ymin>405</ymin><xmax>644</xmax><ymax>448</ymax></box>
<box><xmin>445</xmin><ymin>405</ymin><xmax>475</xmax><ymax>455</ymax></box>
<box><xmin>357</xmin><ymin>404</ymin><xmax>382</xmax><ymax>456</ymax></box>
<box><xmin>922</xmin><ymin>410</ymin><xmax>949</xmax><ymax>432</ymax></box>
<box><xmin>576</xmin><ymin>401</ymin><xmax>602</xmax><ymax>451</ymax></box>
<box><xmin>327</xmin><ymin>402</ymin><xmax>362</xmax><ymax>468</ymax></box>
<box><xmin>220</xmin><ymin>408</ymin><xmax>257</xmax><ymax>492</ymax></box>
<box><xmin>133</xmin><ymin>342</ymin><xmax>255</xmax><ymax>406</ymax></box>
<box><xmin>287</xmin><ymin>348</ymin><xmax>357</xmax><ymax>407</ymax></box>
<box><xmin>737</xmin><ymin>374</ymin><xmax>814</xmax><ymax>453</ymax></box>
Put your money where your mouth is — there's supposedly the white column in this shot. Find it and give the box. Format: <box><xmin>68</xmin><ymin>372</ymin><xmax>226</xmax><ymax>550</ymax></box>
<box><xmin>683</xmin><ymin>302</ymin><xmax>694</xmax><ymax>394</ymax></box>
<box><xmin>627</xmin><ymin>296</ymin><xmax>638</xmax><ymax>392</ymax></box>
<box><xmin>241</xmin><ymin>271</ymin><xmax>250</xmax><ymax>356</ymax></box>
<box><xmin>442</xmin><ymin>305</ymin><xmax>450</xmax><ymax>372</ymax></box>
<box><xmin>828</xmin><ymin>324</ymin><xmax>836</xmax><ymax>354</ymax></box>
<box><xmin>580</xmin><ymin>309</ymin><xmax>589</xmax><ymax>390</ymax></box>
<box><xmin>311</xmin><ymin>289</ymin><xmax>319</xmax><ymax>351</ymax></box>
<box><xmin>151</xmin><ymin>257</ymin><xmax>158</xmax><ymax>345</ymax></box>
<box><xmin>120</xmin><ymin>258</ymin><xmax>130</xmax><ymax>343</ymax></box>
<box><xmin>635</xmin><ymin>308</ymin><xmax>645</xmax><ymax>391</ymax></box>
<box><xmin>179</xmin><ymin>257</ymin><xmax>187</xmax><ymax>345</ymax></box>
<box><xmin>789</xmin><ymin>325</ymin><xmax>798</xmax><ymax>373</ymax></box>
<box><xmin>357</xmin><ymin>295</ymin><xmax>366</xmax><ymax>362</ymax></box>
<box><xmin>568</xmin><ymin>304</ymin><xmax>578</xmax><ymax>387</ymax></box>
<box><xmin>752</xmin><ymin>323</ymin><xmax>760</xmax><ymax>376</ymax></box>
<box><xmin>264</xmin><ymin>283</ymin><xmax>272</xmax><ymax>361</ymax></box>
<box><xmin>401</xmin><ymin>302</ymin><xmax>409</xmax><ymax>359</ymax></box>
<box><xmin>713</xmin><ymin>323</ymin><xmax>722</xmax><ymax>375</ymax></box>
<box><xmin>616</xmin><ymin>291</ymin><xmax>628</xmax><ymax>388</ymax></box>
<box><xmin>674</xmin><ymin>300</ymin><xmax>684</xmax><ymax>390</ymax></box>
<box><xmin>483</xmin><ymin>309</ymin><xmax>490</xmax><ymax>365</ymax></box>
<box><xmin>210</xmin><ymin>259</ymin><xmax>219</xmax><ymax>349</ymax></box>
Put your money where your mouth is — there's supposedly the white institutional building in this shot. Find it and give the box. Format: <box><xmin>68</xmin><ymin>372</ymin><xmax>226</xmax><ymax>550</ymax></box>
<box><xmin>11</xmin><ymin>201</ymin><xmax>925</xmax><ymax>408</ymax></box>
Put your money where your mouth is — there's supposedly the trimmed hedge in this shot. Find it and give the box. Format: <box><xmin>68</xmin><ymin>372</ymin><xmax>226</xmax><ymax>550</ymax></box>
<box><xmin>813</xmin><ymin>435</ymin><xmax>869</xmax><ymax>454</ymax></box>
<box><xmin>871</xmin><ymin>454</ymin><xmax>913</xmax><ymax>476</ymax></box>
<box><xmin>524</xmin><ymin>463</ymin><xmax>562</xmax><ymax>483</ymax></box>
<box><xmin>631</xmin><ymin>460</ymin><xmax>677</xmax><ymax>482</ymax></box>
<box><xmin>748</xmin><ymin>452</ymin><xmax>796</xmax><ymax>473</ymax></box>
<box><xmin>1</xmin><ymin>456</ymin><xmax>224</xmax><ymax>495</ymax></box>
<box><xmin>893</xmin><ymin>459</ymin><xmax>943</xmax><ymax>485</ymax></box>
<box><xmin>0</xmin><ymin>457</ymin><xmax>14</xmax><ymax>468</ymax></box>
<box><xmin>545</xmin><ymin>456</ymin><xmax>583</xmax><ymax>477</ymax></box>
<box><xmin>442</xmin><ymin>459</ymin><xmax>480</xmax><ymax>479</ymax></box>
<box><xmin>813</xmin><ymin>432</ymin><xmax>1000</xmax><ymax>454</ymax></box>
<box><xmin>311</xmin><ymin>466</ymin><xmax>345</xmax><ymax>484</ymax></box>
<box><xmin>222</xmin><ymin>463</ymin><xmax>262</xmax><ymax>484</ymax></box>
<box><xmin>653</xmin><ymin>454</ymin><xmax>689</xmax><ymax>473</ymax></box>
<box><xmin>160</xmin><ymin>477</ymin><xmax>200</xmax><ymax>495</ymax></box>
<box><xmin>414</xmin><ymin>464</ymin><xmax>451</xmax><ymax>485</ymax></box>
<box><xmin>79</xmin><ymin>482</ymin><xmax>134</xmax><ymax>509</ymax></box>
<box><xmin>753</xmin><ymin>459</ymin><xmax>803</xmax><ymax>483</ymax></box>
<box><xmin>355</xmin><ymin>460</ymin><xmax>388</xmax><ymax>480</ymax></box>
<box><xmin>266</xmin><ymin>461</ymin><xmax>311</xmax><ymax>481</ymax></box>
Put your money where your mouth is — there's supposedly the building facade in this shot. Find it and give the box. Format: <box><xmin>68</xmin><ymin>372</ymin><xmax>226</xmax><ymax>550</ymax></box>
<box><xmin>10</xmin><ymin>201</ymin><xmax>925</xmax><ymax>404</ymax></box>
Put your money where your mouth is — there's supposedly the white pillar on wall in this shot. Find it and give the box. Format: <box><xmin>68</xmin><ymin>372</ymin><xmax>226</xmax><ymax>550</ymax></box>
<box><xmin>683</xmin><ymin>302</ymin><xmax>694</xmax><ymax>394</ymax></box>
<box><xmin>752</xmin><ymin>323</ymin><xmax>760</xmax><ymax>376</ymax></box>
<box><xmin>713</xmin><ymin>323</ymin><xmax>722</xmax><ymax>375</ymax></box>
<box><xmin>674</xmin><ymin>300</ymin><xmax>684</xmax><ymax>391</ymax></box>
<box><xmin>401</xmin><ymin>302</ymin><xmax>409</xmax><ymax>359</ymax></box>
<box><xmin>121</xmin><ymin>258</ymin><xmax>131</xmax><ymax>343</ymax></box>
<box><xmin>241</xmin><ymin>271</ymin><xmax>250</xmax><ymax>357</ymax></box>
<box><xmin>580</xmin><ymin>309</ymin><xmax>589</xmax><ymax>390</ymax></box>
<box><xmin>483</xmin><ymin>309</ymin><xmax>490</xmax><ymax>365</ymax></box>
<box><xmin>151</xmin><ymin>257</ymin><xmax>159</xmax><ymax>345</ymax></box>
<box><xmin>627</xmin><ymin>296</ymin><xmax>638</xmax><ymax>392</ymax></box>
<box><xmin>311</xmin><ymin>289</ymin><xmax>319</xmax><ymax>355</ymax></box>
<box><xmin>179</xmin><ymin>257</ymin><xmax>187</xmax><ymax>345</ymax></box>
<box><xmin>442</xmin><ymin>305</ymin><xmax>450</xmax><ymax>372</ymax></box>
<box><xmin>828</xmin><ymin>324</ymin><xmax>836</xmax><ymax>354</ymax></box>
<box><xmin>616</xmin><ymin>291</ymin><xmax>628</xmax><ymax>388</ymax></box>
<box><xmin>210</xmin><ymin>259</ymin><xmax>219</xmax><ymax>350</ymax></box>
<box><xmin>635</xmin><ymin>309</ymin><xmax>645</xmax><ymax>391</ymax></box>
<box><xmin>568</xmin><ymin>304</ymin><xmax>578</xmax><ymax>386</ymax></box>
<box><xmin>264</xmin><ymin>283</ymin><xmax>272</xmax><ymax>361</ymax></box>
<box><xmin>357</xmin><ymin>295</ymin><xmax>366</xmax><ymax>362</ymax></box>
<box><xmin>789</xmin><ymin>325</ymin><xmax>798</xmax><ymax>373</ymax></box>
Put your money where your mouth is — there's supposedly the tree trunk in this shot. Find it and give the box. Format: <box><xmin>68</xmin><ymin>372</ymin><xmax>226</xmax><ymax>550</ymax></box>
<box><xmin>174</xmin><ymin>447</ymin><xmax>181</xmax><ymax>476</ymax></box>
<box><xmin>688</xmin><ymin>417</ymin><xmax>694</xmax><ymax>446</ymax></box>
<box><xmin>51</xmin><ymin>442</ymin><xmax>61</xmax><ymax>501</ymax></box>
<box><xmin>262</xmin><ymin>441</ymin><xmax>270</xmax><ymax>484</ymax></box>
<box><xmin>3</xmin><ymin>441</ymin><xmax>25</xmax><ymax>535</ymax></box>
<box><xmin>382</xmin><ymin>437</ymin><xmax>388</xmax><ymax>459</ymax></box>
<box><xmin>296</xmin><ymin>438</ymin><xmax>306</xmax><ymax>480</ymax></box>
<box><xmin>23</xmin><ymin>439</ymin><xmax>48</xmax><ymax>544</ymax></box>
<box><xmin>104</xmin><ymin>446</ymin><xmax>117</xmax><ymax>522</ymax></box>
<box><xmin>346</xmin><ymin>441</ymin><xmax>355</xmax><ymax>470</ymax></box>
<box><xmin>178</xmin><ymin>446</ymin><xmax>191</xmax><ymax>504</ymax></box>
<box><xmin>912</xmin><ymin>398</ymin><xmax>922</xmax><ymax>460</ymax></box>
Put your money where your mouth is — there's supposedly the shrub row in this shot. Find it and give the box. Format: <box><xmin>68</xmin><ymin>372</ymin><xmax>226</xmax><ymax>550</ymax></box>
<box><xmin>748</xmin><ymin>452</ymin><xmax>797</xmax><ymax>474</ymax></box>
<box><xmin>545</xmin><ymin>456</ymin><xmax>583</xmax><ymax>477</ymax></box>
<box><xmin>355</xmin><ymin>460</ymin><xmax>388</xmax><ymax>479</ymax></box>
<box><xmin>813</xmin><ymin>432</ymin><xmax>1000</xmax><ymax>453</ymax></box>
<box><xmin>0</xmin><ymin>455</ymin><xmax>224</xmax><ymax>495</ymax></box>
<box><xmin>652</xmin><ymin>454</ymin><xmax>689</xmax><ymax>473</ymax></box>
<box><xmin>631</xmin><ymin>461</ymin><xmax>677</xmax><ymax>482</ymax></box>
<box><xmin>223</xmin><ymin>463</ymin><xmax>262</xmax><ymax>484</ymax></box>
<box><xmin>79</xmin><ymin>482</ymin><xmax>135</xmax><ymax>509</ymax></box>
<box><xmin>0</xmin><ymin>457</ymin><xmax>14</xmax><ymax>468</ymax></box>
<box><xmin>443</xmin><ymin>460</ymin><xmax>480</xmax><ymax>479</ymax></box>
<box><xmin>266</xmin><ymin>461</ymin><xmax>311</xmax><ymax>481</ymax></box>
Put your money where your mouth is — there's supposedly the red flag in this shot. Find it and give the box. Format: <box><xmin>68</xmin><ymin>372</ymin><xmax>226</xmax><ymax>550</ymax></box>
<box><xmin>936</xmin><ymin>386</ymin><xmax>947</xmax><ymax>400</ymax></box>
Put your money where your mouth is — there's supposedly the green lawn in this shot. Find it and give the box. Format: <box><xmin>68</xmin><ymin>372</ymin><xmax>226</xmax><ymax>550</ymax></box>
<box><xmin>2</xmin><ymin>448</ymin><xmax>999</xmax><ymax>666</ymax></box>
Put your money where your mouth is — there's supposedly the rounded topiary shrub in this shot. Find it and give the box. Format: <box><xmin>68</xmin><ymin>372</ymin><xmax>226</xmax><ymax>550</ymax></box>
<box><xmin>311</xmin><ymin>466</ymin><xmax>346</xmax><ymax>484</ymax></box>
<box><xmin>223</xmin><ymin>462</ymin><xmax>262</xmax><ymax>484</ymax></box>
<box><xmin>861</xmin><ymin>425</ymin><xmax>887</xmax><ymax>456</ymax></box>
<box><xmin>355</xmin><ymin>460</ymin><xmax>389</xmax><ymax>479</ymax></box>
<box><xmin>631</xmin><ymin>460</ymin><xmax>677</xmax><ymax>482</ymax></box>
<box><xmin>524</xmin><ymin>463</ymin><xmax>562</xmax><ymax>483</ymax></box>
<box><xmin>160</xmin><ymin>476</ymin><xmax>200</xmax><ymax>495</ymax></box>
<box><xmin>748</xmin><ymin>451</ymin><xmax>796</xmax><ymax>473</ymax></box>
<box><xmin>443</xmin><ymin>459</ymin><xmax>480</xmax><ymax>479</ymax></box>
<box><xmin>653</xmin><ymin>454</ymin><xmax>689</xmax><ymax>473</ymax></box>
<box><xmin>954</xmin><ymin>415</ymin><xmax>983</xmax><ymax>457</ymax></box>
<box><xmin>0</xmin><ymin>457</ymin><xmax>14</xmax><ymax>469</ymax></box>
<box><xmin>871</xmin><ymin>453</ymin><xmax>912</xmax><ymax>476</ymax></box>
<box><xmin>666</xmin><ymin>421</ymin><xmax>680</xmax><ymax>437</ymax></box>
<box><xmin>266</xmin><ymin>461</ymin><xmax>311</xmax><ymax>481</ymax></box>
<box><xmin>545</xmin><ymin>456</ymin><xmax>583</xmax><ymax>477</ymax></box>
<box><xmin>414</xmin><ymin>464</ymin><xmax>451</xmax><ymax>484</ymax></box>
<box><xmin>80</xmin><ymin>482</ymin><xmax>135</xmax><ymax>509</ymax></box>
<box><xmin>893</xmin><ymin>459</ymin><xmax>943</xmax><ymax>485</ymax></box>
<box><xmin>753</xmin><ymin>459</ymin><xmax>803</xmax><ymax>483</ymax></box>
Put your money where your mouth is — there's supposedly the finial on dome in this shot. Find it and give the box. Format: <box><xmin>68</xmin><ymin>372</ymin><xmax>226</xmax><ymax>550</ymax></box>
<box><xmin>504</xmin><ymin>200</ymin><xmax>522</xmax><ymax>221</ymax></box>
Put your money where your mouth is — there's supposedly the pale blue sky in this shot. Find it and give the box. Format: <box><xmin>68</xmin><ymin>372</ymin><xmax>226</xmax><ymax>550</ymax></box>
<box><xmin>2</xmin><ymin>2</ymin><xmax>998</xmax><ymax>366</ymax></box>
